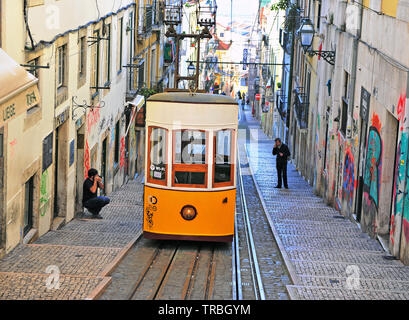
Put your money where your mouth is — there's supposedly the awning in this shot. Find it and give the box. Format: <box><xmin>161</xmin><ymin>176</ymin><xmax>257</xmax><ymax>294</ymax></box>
<box><xmin>125</xmin><ymin>95</ymin><xmax>145</xmax><ymax>135</ymax></box>
<box><xmin>0</xmin><ymin>49</ymin><xmax>40</xmax><ymax>127</ymax></box>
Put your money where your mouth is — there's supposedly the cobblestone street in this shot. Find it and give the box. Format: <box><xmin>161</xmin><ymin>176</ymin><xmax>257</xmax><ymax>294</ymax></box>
<box><xmin>3</xmin><ymin>107</ymin><xmax>409</xmax><ymax>300</ymax></box>
<box><xmin>241</xmin><ymin>107</ymin><xmax>409</xmax><ymax>300</ymax></box>
<box><xmin>0</xmin><ymin>176</ymin><xmax>144</xmax><ymax>300</ymax></box>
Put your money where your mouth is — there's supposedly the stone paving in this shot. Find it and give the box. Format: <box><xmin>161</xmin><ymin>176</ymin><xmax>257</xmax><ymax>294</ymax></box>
<box><xmin>241</xmin><ymin>109</ymin><xmax>409</xmax><ymax>300</ymax></box>
<box><xmin>0</xmin><ymin>176</ymin><xmax>144</xmax><ymax>300</ymax></box>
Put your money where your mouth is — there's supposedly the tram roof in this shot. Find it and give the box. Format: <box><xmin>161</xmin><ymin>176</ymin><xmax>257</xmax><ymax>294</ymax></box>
<box><xmin>147</xmin><ymin>92</ymin><xmax>237</xmax><ymax>105</ymax></box>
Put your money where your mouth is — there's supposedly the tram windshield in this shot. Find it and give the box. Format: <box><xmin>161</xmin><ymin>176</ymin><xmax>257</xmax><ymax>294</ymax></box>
<box><xmin>173</xmin><ymin>130</ymin><xmax>207</xmax><ymax>187</ymax></box>
<box><xmin>174</xmin><ymin>130</ymin><xmax>206</xmax><ymax>164</ymax></box>
<box><xmin>148</xmin><ymin>127</ymin><xmax>167</xmax><ymax>185</ymax></box>
<box><xmin>214</xmin><ymin>130</ymin><xmax>234</xmax><ymax>186</ymax></box>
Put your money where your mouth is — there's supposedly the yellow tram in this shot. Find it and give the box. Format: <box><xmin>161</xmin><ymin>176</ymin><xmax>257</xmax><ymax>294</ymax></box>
<box><xmin>143</xmin><ymin>92</ymin><xmax>238</xmax><ymax>242</ymax></box>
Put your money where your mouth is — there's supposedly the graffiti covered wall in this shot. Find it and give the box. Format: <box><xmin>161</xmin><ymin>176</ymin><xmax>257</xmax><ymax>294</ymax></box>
<box><xmin>390</xmin><ymin>93</ymin><xmax>409</xmax><ymax>262</ymax></box>
<box><xmin>362</xmin><ymin>113</ymin><xmax>383</xmax><ymax>236</ymax></box>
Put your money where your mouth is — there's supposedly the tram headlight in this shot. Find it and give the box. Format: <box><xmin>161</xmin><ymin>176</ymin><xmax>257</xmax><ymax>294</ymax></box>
<box><xmin>180</xmin><ymin>205</ymin><xmax>197</xmax><ymax>221</ymax></box>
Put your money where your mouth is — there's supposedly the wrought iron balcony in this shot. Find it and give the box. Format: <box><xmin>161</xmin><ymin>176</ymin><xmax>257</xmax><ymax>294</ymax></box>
<box><xmin>152</xmin><ymin>0</ymin><xmax>165</xmax><ymax>31</ymax></box>
<box><xmin>126</xmin><ymin>63</ymin><xmax>144</xmax><ymax>101</ymax></box>
<box><xmin>294</xmin><ymin>87</ymin><xmax>309</xmax><ymax>129</ymax></box>
<box><xmin>137</xmin><ymin>5</ymin><xmax>153</xmax><ymax>38</ymax></box>
<box><xmin>276</xmin><ymin>89</ymin><xmax>287</xmax><ymax>121</ymax></box>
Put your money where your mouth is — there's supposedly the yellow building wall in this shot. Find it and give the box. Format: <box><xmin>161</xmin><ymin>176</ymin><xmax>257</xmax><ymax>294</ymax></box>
<box><xmin>381</xmin><ymin>0</ymin><xmax>399</xmax><ymax>17</ymax></box>
<box><xmin>363</xmin><ymin>0</ymin><xmax>399</xmax><ymax>17</ymax></box>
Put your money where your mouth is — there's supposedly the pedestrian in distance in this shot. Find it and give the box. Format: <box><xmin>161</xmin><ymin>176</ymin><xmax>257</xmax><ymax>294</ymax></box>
<box><xmin>83</xmin><ymin>168</ymin><xmax>110</xmax><ymax>219</ymax></box>
<box><xmin>272</xmin><ymin>138</ymin><xmax>291</xmax><ymax>189</ymax></box>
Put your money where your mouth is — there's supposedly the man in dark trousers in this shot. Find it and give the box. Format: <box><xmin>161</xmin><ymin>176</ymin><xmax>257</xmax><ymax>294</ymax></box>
<box><xmin>83</xmin><ymin>168</ymin><xmax>110</xmax><ymax>219</ymax></box>
<box><xmin>272</xmin><ymin>138</ymin><xmax>291</xmax><ymax>189</ymax></box>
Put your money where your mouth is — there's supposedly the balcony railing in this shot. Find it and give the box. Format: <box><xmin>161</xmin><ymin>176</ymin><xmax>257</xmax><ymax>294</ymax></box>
<box><xmin>276</xmin><ymin>89</ymin><xmax>287</xmax><ymax>121</ymax></box>
<box><xmin>294</xmin><ymin>87</ymin><xmax>309</xmax><ymax>129</ymax></box>
<box><xmin>152</xmin><ymin>0</ymin><xmax>164</xmax><ymax>31</ymax></box>
<box><xmin>126</xmin><ymin>63</ymin><xmax>144</xmax><ymax>101</ymax></box>
<box><xmin>138</xmin><ymin>5</ymin><xmax>153</xmax><ymax>37</ymax></box>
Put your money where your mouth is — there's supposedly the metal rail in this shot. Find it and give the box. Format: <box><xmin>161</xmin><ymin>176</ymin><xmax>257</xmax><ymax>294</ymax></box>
<box><xmin>233</xmin><ymin>148</ymin><xmax>266</xmax><ymax>300</ymax></box>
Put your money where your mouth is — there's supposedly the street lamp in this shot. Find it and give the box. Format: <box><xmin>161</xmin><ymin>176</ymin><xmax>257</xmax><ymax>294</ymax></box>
<box><xmin>297</xmin><ymin>18</ymin><xmax>336</xmax><ymax>65</ymax></box>
<box><xmin>297</xmin><ymin>18</ymin><xmax>314</xmax><ymax>50</ymax></box>
<box><xmin>187</xmin><ymin>62</ymin><xmax>196</xmax><ymax>77</ymax></box>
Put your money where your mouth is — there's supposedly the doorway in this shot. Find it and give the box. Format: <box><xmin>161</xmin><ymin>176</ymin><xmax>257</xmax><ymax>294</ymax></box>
<box><xmin>0</xmin><ymin>128</ymin><xmax>4</xmax><ymax>247</ymax></box>
<box><xmin>24</xmin><ymin>176</ymin><xmax>34</xmax><ymax>236</ymax></box>
<box><xmin>101</xmin><ymin>137</ymin><xmax>107</xmax><ymax>194</ymax></box>
<box><xmin>125</xmin><ymin>112</ymin><xmax>130</xmax><ymax>178</ymax></box>
<box><xmin>53</xmin><ymin>122</ymin><xmax>68</xmax><ymax>218</ymax></box>
<box><xmin>53</xmin><ymin>127</ymin><xmax>59</xmax><ymax>218</ymax></box>
<box><xmin>377</xmin><ymin>112</ymin><xmax>399</xmax><ymax>241</ymax></box>
<box><xmin>75</xmin><ymin>125</ymin><xmax>85</xmax><ymax>214</ymax></box>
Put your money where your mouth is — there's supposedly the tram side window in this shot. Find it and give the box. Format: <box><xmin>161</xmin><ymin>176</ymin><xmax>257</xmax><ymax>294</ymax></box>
<box><xmin>148</xmin><ymin>127</ymin><xmax>167</xmax><ymax>185</ymax></box>
<box><xmin>173</xmin><ymin>130</ymin><xmax>207</xmax><ymax>186</ymax></box>
<box><xmin>214</xmin><ymin>130</ymin><xmax>233</xmax><ymax>186</ymax></box>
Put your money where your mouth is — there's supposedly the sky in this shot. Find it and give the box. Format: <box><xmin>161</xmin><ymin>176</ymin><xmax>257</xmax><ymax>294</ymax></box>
<box><xmin>216</xmin><ymin>0</ymin><xmax>260</xmax><ymax>27</ymax></box>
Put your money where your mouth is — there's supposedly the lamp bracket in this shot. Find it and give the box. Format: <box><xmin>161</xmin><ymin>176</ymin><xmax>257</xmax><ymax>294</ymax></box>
<box><xmin>306</xmin><ymin>49</ymin><xmax>336</xmax><ymax>65</ymax></box>
<box><xmin>72</xmin><ymin>96</ymin><xmax>105</xmax><ymax>120</ymax></box>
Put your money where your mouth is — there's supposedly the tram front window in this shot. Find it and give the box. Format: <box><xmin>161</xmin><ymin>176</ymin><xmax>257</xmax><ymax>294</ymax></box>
<box><xmin>173</xmin><ymin>130</ymin><xmax>207</xmax><ymax>187</ymax></box>
<box><xmin>174</xmin><ymin>130</ymin><xmax>206</xmax><ymax>164</ymax></box>
<box><xmin>214</xmin><ymin>130</ymin><xmax>233</xmax><ymax>186</ymax></box>
<box><xmin>148</xmin><ymin>127</ymin><xmax>167</xmax><ymax>185</ymax></box>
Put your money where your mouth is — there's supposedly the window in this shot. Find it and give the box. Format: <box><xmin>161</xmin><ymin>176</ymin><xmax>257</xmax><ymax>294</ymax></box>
<box><xmin>28</xmin><ymin>57</ymin><xmax>40</xmax><ymax>79</ymax></box>
<box><xmin>129</xmin><ymin>12</ymin><xmax>134</xmax><ymax>63</ymax></box>
<box><xmin>104</xmin><ymin>23</ymin><xmax>111</xmax><ymax>84</ymax></box>
<box><xmin>118</xmin><ymin>17</ymin><xmax>123</xmax><ymax>73</ymax></box>
<box><xmin>42</xmin><ymin>132</ymin><xmax>53</xmax><ymax>171</ymax></box>
<box><xmin>79</xmin><ymin>36</ymin><xmax>86</xmax><ymax>78</ymax></box>
<box><xmin>214</xmin><ymin>129</ymin><xmax>234</xmax><ymax>187</ymax></box>
<box><xmin>148</xmin><ymin>127</ymin><xmax>168</xmax><ymax>185</ymax></box>
<box><xmin>138</xmin><ymin>60</ymin><xmax>144</xmax><ymax>89</ymax></box>
<box><xmin>173</xmin><ymin>130</ymin><xmax>207</xmax><ymax>187</ymax></box>
<box><xmin>57</xmin><ymin>44</ymin><xmax>67</xmax><ymax>88</ymax></box>
<box><xmin>145</xmin><ymin>52</ymin><xmax>149</xmax><ymax>87</ymax></box>
<box><xmin>341</xmin><ymin>71</ymin><xmax>350</xmax><ymax>136</ymax></box>
<box><xmin>91</xmin><ymin>29</ymin><xmax>100</xmax><ymax>96</ymax></box>
<box><xmin>151</xmin><ymin>47</ymin><xmax>156</xmax><ymax>86</ymax></box>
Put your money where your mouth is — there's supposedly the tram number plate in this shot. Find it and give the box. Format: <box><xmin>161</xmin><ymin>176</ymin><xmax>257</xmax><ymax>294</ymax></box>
<box><xmin>153</xmin><ymin>171</ymin><xmax>162</xmax><ymax>179</ymax></box>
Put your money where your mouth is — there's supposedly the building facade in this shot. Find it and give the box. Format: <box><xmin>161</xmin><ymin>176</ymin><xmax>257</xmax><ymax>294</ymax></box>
<box><xmin>0</xmin><ymin>0</ymin><xmax>170</xmax><ymax>257</ymax></box>
<box><xmin>285</xmin><ymin>0</ymin><xmax>409</xmax><ymax>264</ymax></box>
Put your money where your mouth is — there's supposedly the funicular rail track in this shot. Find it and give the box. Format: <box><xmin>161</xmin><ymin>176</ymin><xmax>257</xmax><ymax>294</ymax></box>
<box><xmin>126</xmin><ymin>241</ymin><xmax>218</xmax><ymax>300</ymax></box>
<box><xmin>232</xmin><ymin>148</ymin><xmax>266</xmax><ymax>300</ymax></box>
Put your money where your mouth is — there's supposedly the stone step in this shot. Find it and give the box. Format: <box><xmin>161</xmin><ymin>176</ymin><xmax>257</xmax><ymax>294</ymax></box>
<box><xmin>34</xmin><ymin>230</ymin><xmax>135</xmax><ymax>248</ymax></box>
<box><xmin>290</xmin><ymin>260</ymin><xmax>409</xmax><ymax>281</ymax></box>
<box><xmin>274</xmin><ymin>222</ymin><xmax>363</xmax><ymax>237</ymax></box>
<box><xmin>0</xmin><ymin>244</ymin><xmax>120</xmax><ymax>276</ymax></box>
<box><xmin>280</xmin><ymin>234</ymin><xmax>383</xmax><ymax>251</ymax></box>
<box><xmin>297</xmin><ymin>275</ymin><xmax>409</xmax><ymax>292</ymax></box>
<box><xmin>286</xmin><ymin>284</ymin><xmax>409</xmax><ymax>300</ymax></box>
<box><xmin>285</xmin><ymin>248</ymin><xmax>400</xmax><ymax>266</ymax></box>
